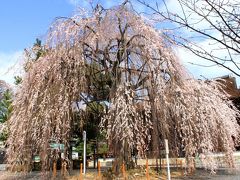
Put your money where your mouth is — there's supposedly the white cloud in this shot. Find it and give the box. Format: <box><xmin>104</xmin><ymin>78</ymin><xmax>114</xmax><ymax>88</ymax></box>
<box><xmin>67</xmin><ymin>0</ymin><xmax>126</xmax><ymax>9</ymax></box>
<box><xmin>0</xmin><ymin>51</ymin><xmax>23</xmax><ymax>85</ymax></box>
<box><xmin>67</xmin><ymin>0</ymin><xmax>92</xmax><ymax>10</ymax></box>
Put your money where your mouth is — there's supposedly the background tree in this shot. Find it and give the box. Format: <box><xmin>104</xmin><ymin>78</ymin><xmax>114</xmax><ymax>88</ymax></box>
<box><xmin>0</xmin><ymin>89</ymin><xmax>12</xmax><ymax>123</ymax></box>
<box><xmin>0</xmin><ymin>80</ymin><xmax>12</xmax><ymax>141</ymax></box>
<box><xmin>0</xmin><ymin>80</ymin><xmax>10</xmax><ymax>100</ymax></box>
<box><xmin>0</xmin><ymin>89</ymin><xmax>12</xmax><ymax>141</ymax></box>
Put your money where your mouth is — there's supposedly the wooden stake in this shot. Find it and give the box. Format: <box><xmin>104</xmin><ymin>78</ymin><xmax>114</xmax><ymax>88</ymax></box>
<box><xmin>176</xmin><ymin>159</ymin><xmax>178</xmax><ymax>170</ymax></box>
<box><xmin>61</xmin><ymin>162</ymin><xmax>63</xmax><ymax>176</ymax></box>
<box><xmin>53</xmin><ymin>162</ymin><xmax>57</xmax><ymax>179</ymax></box>
<box><xmin>190</xmin><ymin>158</ymin><xmax>195</xmax><ymax>175</ymax></box>
<box><xmin>63</xmin><ymin>161</ymin><xmax>67</xmax><ymax>177</ymax></box>
<box><xmin>193</xmin><ymin>158</ymin><xmax>196</xmax><ymax>174</ymax></box>
<box><xmin>180</xmin><ymin>160</ymin><xmax>183</xmax><ymax>176</ymax></box>
<box><xmin>79</xmin><ymin>163</ymin><xmax>83</xmax><ymax>180</ymax></box>
<box><xmin>60</xmin><ymin>161</ymin><xmax>67</xmax><ymax>177</ymax></box>
<box><xmin>98</xmin><ymin>161</ymin><xmax>101</xmax><ymax>178</ymax></box>
<box><xmin>122</xmin><ymin>163</ymin><xmax>126</xmax><ymax>179</ymax></box>
<box><xmin>146</xmin><ymin>159</ymin><xmax>150</xmax><ymax>180</ymax></box>
<box><xmin>112</xmin><ymin>160</ymin><xmax>114</xmax><ymax>172</ymax></box>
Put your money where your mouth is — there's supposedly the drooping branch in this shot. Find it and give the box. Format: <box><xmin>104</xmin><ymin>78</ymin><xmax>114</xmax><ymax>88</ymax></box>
<box><xmin>135</xmin><ymin>0</ymin><xmax>240</xmax><ymax>76</ymax></box>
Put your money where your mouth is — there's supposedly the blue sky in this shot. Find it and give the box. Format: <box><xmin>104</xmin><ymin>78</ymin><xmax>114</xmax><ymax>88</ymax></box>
<box><xmin>0</xmin><ymin>0</ymin><xmax>74</xmax><ymax>52</ymax></box>
<box><xmin>0</xmin><ymin>0</ymin><xmax>238</xmax><ymax>85</ymax></box>
<box><xmin>0</xmin><ymin>0</ymin><xmax>78</xmax><ymax>84</ymax></box>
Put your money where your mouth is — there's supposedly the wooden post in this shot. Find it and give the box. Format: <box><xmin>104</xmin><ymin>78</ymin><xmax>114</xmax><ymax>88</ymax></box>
<box><xmin>61</xmin><ymin>162</ymin><xmax>63</xmax><ymax>176</ymax></box>
<box><xmin>146</xmin><ymin>159</ymin><xmax>150</xmax><ymax>180</ymax></box>
<box><xmin>122</xmin><ymin>163</ymin><xmax>126</xmax><ymax>179</ymax></box>
<box><xmin>60</xmin><ymin>161</ymin><xmax>67</xmax><ymax>177</ymax></box>
<box><xmin>193</xmin><ymin>158</ymin><xmax>196</xmax><ymax>174</ymax></box>
<box><xmin>23</xmin><ymin>161</ymin><xmax>27</xmax><ymax>173</ymax></box>
<box><xmin>65</xmin><ymin>162</ymin><xmax>67</xmax><ymax>176</ymax></box>
<box><xmin>190</xmin><ymin>159</ymin><xmax>193</xmax><ymax>175</ymax></box>
<box><xmin>190</xmin><ymin>157</ymin><xmax>194</xmax><ymax>175</ymax></box>
<box><xmin>98</xmin><ymin>161</ymin><xmax>101</xmax><ymax>178</ymax></box>
<box><xmin>79</xmin><ymin>163</ymin><xmax>83</xmax><ymax>180</ymax></box>
<box><xmin>112</xmin><ymin>160</ymin><xmax>114</xmax><ymax>172</ymax></box>
<box><xmin>176</xmin><ymin>159</ymin><xmax>178</xmax><ymax>170</ymax></box>
<box><xmin>53</xmin><ymin>162</ymin><xmax>57</xmax><ymax>179</ymax></box>
<box><xmin>180</xmin><ymin>160</ymin><xmax>183</xmax><ymax>176</ymax></box>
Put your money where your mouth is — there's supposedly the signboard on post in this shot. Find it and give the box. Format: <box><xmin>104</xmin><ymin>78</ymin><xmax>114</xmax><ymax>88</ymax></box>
<box><xmin>50</xmin><ymin>143</ymin><xmax>65</xmax><ymax>151</ymax></box>
<box><xmin>33</xmin><ymin>156</ymin><xmax>40</xmax><ymax>163</ymax></box>
<box><xmin>59</xmin><ymin>144</ymin><xmax>64</xmax><ymax>151</ymax></box>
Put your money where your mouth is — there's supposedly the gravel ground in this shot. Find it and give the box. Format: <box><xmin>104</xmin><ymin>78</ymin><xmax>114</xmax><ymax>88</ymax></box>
<box><xmin>173</xmin><ymin>169</ymin><xmax>240</xmax><ymax>180</ymax></box>
<box><xmin>0</xmin><ymin>168</ymin><xmax>240</xmax><ymax>179</ymax></box>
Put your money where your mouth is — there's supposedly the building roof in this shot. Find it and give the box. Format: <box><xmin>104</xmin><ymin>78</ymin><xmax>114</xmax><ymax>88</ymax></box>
<box><xmin>215</xmin><ymin>75</ymin><xmax>240</xmax><ymax>98</ymax></box>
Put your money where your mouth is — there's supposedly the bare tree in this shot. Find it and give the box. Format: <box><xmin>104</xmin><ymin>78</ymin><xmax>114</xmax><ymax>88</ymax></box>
<box><xmin>135</xmin><ymin>0</ymin><xmax>240</xmax><ymax>76</ymax></box>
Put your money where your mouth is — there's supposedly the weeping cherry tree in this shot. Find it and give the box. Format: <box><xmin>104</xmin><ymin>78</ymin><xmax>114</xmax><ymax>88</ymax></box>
<box><xmin>7</xmin><ymin>4</ymin><xmax>240</xmax><ymax>172</ymax></box>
